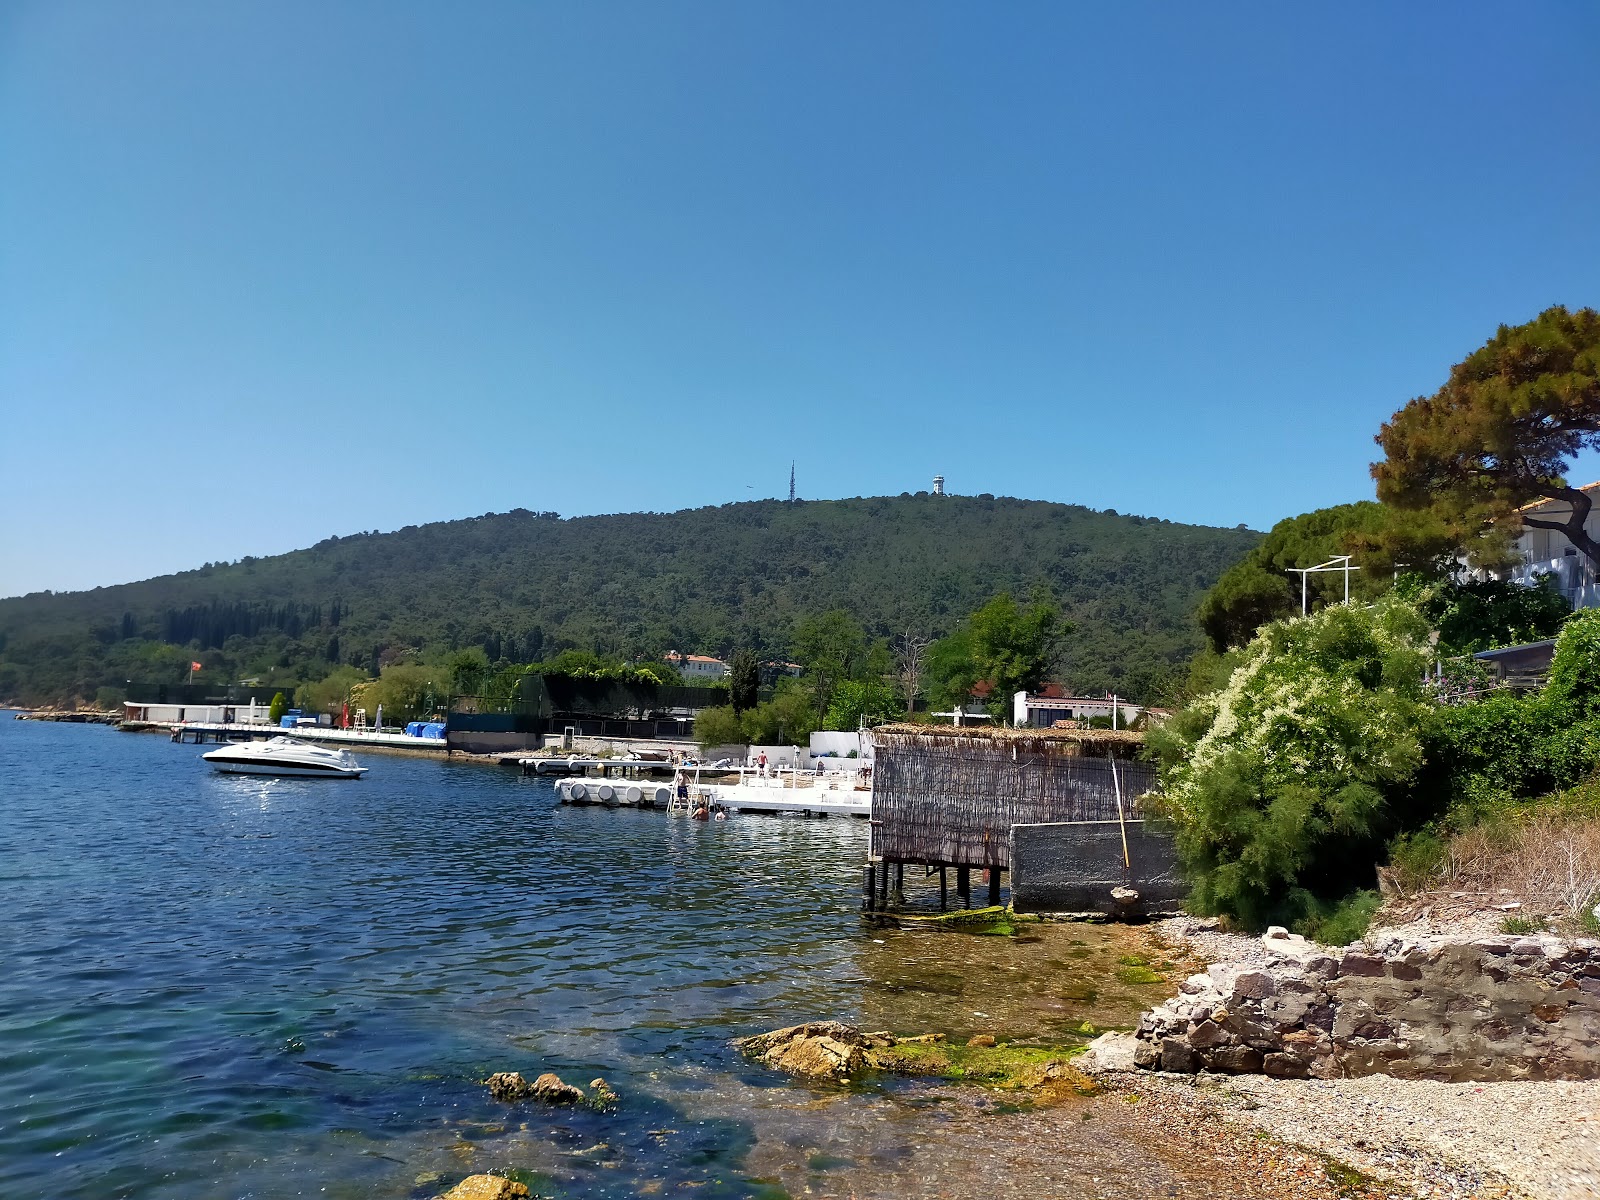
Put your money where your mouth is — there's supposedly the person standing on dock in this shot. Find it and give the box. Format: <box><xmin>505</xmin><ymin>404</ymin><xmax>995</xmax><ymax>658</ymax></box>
<box><xmin>757</xmin><ymin>751</ymin><xmax>767</xmax><ymax>779</ymax></box>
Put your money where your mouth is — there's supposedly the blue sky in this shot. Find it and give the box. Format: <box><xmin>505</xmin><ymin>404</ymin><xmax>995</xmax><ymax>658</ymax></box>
<box><xmin>3</xmin><ymin>2</ymin><xmax>1597</xmax><ymax>597</ymax></box>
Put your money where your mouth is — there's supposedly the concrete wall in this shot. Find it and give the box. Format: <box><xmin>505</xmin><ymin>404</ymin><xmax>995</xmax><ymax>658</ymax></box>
<box><xmin>809</xmin><ymin>731</ymin><xmax>871</xmax><ymax>762</ymax></box>
<box><xmin>748</xmin><ymin>744</ymin><xmax>802</xmax><ymax>768</ymax></box>
<box><xmin>1009</xmin><ymin>820</ymin><xmax>1184</xmax><ymax>914</ymax></box>
<box><xmin>447</xmin><ymin>730</ymin><xmax>540</xmax><ymax>754</ymax></box>
<box><xmin>1137</xmin><ymin>930</ymin><xmax>1600</xmax><ymax>1081</ymax></box>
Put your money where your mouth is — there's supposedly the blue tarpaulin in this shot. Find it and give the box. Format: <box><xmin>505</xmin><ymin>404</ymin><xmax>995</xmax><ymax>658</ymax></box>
<box><xmin>405</xmin><ymin>721</ymin><xmax>447</xmax><ymax>739</ymax></box>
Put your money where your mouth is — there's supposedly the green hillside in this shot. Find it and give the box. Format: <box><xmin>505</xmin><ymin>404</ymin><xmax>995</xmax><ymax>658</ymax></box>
<box><xmin>0</xmin><ymin>494</ymin><xmax>1259</xmax><ymax>706</ymax></box>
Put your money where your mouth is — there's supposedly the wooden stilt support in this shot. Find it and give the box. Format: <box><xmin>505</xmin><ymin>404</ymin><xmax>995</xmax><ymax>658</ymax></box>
<box><xmin>878</xmin><ymin>861</ymin><xmax>890</xmax><ymax>910</ymax></box>
<box><xmin>939</xmin><ymin>866</ymin><xmax>948</xmax><ymax>911</ymax></box>
<box><xmin>863</xmin><ymin>864</ymin><xmax>876</xmax><ymax>912</ymax></box>
<box><xmin>987</xmin><ymin>868</ymin><xmax>1001</xmax><ymax>908</ymax></box>
<box><xmin>956</xmin><ymin>865</ymin><xmax>970</xmax><ymax>910</ymax></box>
<box><xmin>892</xmin><ymin>863</ymin><xmax>904</xmax><ymax>908</ymax></box>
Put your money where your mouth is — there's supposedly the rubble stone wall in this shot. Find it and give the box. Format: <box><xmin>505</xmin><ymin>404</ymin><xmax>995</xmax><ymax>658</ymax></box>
<box><xmin>1135</xmin><ymin>930</ymin><xmax>1600</xmax><ymax>1082</ymax></box>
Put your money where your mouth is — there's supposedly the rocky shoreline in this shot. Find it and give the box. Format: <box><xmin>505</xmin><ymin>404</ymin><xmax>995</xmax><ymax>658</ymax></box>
<box><xmin>1095</xmin><ymin>916</ymin><xmax>1600</xmax><ymax>1199</ymax></box>
<box><xmin>719</xmin><ymin>914</ymin><xmax>1600</xmax><ymax>1199</ymax></box>
<box><xmin>1133</xmin><ymin>924</ymin><xmax>1600</xmax><ymax>1081</ymax></box>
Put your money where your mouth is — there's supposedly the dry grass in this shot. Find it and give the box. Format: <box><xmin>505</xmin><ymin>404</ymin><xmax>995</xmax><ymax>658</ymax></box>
<box><xmin>872</xmin><ymin>722</ymin><xmax>1146</xmax><ymax>750</ymax></box>
<box><xmin>1443</xmin><ymin>813</ymin><xmax>1600</xmax><ymax>924</ymax></box>
<box><xmin>1386</xmin><ymin>812</ymin><xmax>1600</xmax><ymax>932</ymax></box>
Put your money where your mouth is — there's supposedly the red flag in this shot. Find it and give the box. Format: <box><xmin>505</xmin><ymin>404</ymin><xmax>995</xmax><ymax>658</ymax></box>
<box><xmin>341</xmin><ymin>702</ymin><xmax>349</xmax><ymax>729</ymax></box>
<box><xmin>190</xmin><ymin>661</ymin><xmax>203</xmax><ymax>672</ymax></box>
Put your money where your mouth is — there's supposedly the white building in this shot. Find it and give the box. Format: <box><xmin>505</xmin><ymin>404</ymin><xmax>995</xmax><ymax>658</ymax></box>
<box><xmin>123</xmin><ymin>698</ymin><xmax>277</xmax><ymax>725</ymax></box>
<box><xmin>1500</xmin><ymin>482</ymin><xmax>1600</xmax><ymax>609</ymax></box>
<box><xmin>1013</xmin><ymin>689</ymin><xmax>1144</xmax><ymax>729</ymax></box>
<box><xmin>664</xmin><ymin>652</ymin><xmax>729</xmax><ymax>681</ymax></box>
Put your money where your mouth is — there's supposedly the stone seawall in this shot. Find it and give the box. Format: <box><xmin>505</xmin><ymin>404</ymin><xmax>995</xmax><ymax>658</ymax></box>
<box><xmin>1135</xmin><ymin>928</ymin><xmax>1600</xmax><ymax>1081</ymax></box>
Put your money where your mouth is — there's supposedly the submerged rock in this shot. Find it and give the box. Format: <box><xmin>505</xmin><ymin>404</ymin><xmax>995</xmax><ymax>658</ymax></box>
<box><xmin>737</xmin><ymin>1021</ymin><xmax>894</xmax><ymax>1080</ymax></box>
<box><xmin>530</xmin><ymin>1072</ymin><xmax>586</xmax><ymax>1103</ymax></box>
<box><xmin>485</xmin><ymin>1072</ymin><xmax>532</xmax><ymax>1102</ymax></box>
<box><xmin>437</xmin><ymin>1176</ymin><xmax>530</xmax><ymax>1200</ymax></box>
<box><xmin>485</xmin><ymin>1069</ymin><xmax>589</xmax><ymax>1105</ymax></box>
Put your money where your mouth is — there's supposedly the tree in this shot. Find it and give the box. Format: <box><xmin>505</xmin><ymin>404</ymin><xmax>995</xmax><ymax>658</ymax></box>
<box><xmin>361</xmin><ymin>664</ymin><xmax>449</xmax><ymax>724</ymax></box>
<box><xmin>892</xmin><ymin>630</ymin><xmax>931</xmax><ymax>713</ymax></box>
<box><xmin>694</xmin><ymin>705</ymin><xmax>744</xmax><ymax>750</ymax></box>
<box><xmin>267</xmin><ymin>692</ymin><xmax>288</xmax><ymax>724</ymax></box>
<box><xmin>1374</xmin><ymin>305</ymin><xmax>1600</xmax><ymax>572</ymax></box>
<box><xmin>447</xmin><ymin>647</ymin><xmax>491</xmax><ymax>696</ymax></box>
<box><xmin>792</xmin><ymin>610</ymin><xmax>868</xmax><ymax>725</ymax></box>
<box><xmin>822</xmin><ymin>680</ymin><xmax>902</xmax><ymax>731</ymax></box>
<box><xmin>298</xmin><ymin>666</ymin><xmax>369</xmax><ymax>716</ymax></box>
<box><xmin>926</xmin><ymin>593</ymin><xmax>1065</xmax><ymax>722</ymax></box>
<box><xmin>1400</xmin><ymin>574</ymin><xmax>1569</xmax><ymax>656</ymax></box>
<box><xmin>1196</xmin><ymin>502</ymin><xmax>1455</xmax><ymax>653</ymax></box>
<box><xmin>739</xmin><ymin>680</ymin><xmax>818</xmax><ymax>746</ymax></box>
<box><xmin>729</xmin><ymin>649</ymin><xmax>760</xmax><ymax>713</ymax></box>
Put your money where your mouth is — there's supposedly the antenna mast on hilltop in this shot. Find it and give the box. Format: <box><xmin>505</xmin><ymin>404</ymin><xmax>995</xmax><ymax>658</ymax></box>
<box><xmin>789</xmin><ymin>462</ymin><xmax>796</xmax><ymax>504</ymax></box>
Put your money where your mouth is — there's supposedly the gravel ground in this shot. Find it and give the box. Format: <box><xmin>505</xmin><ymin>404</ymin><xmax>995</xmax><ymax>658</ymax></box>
<box><xmin>1106</xmin><ymin>1071</ymin><xmax>1600</xmax><ymax>1200</ymax></box>
<box><xmin>1234</xmin><ymin>1075</ymin><xmax>1600</xmax><ymax>1200</ymax></box>
<box><xmin>1100</xmin><ymin>1072</ymin><xmax>1526</xmax><ymax>1199</ymax></box>
<box><xmin>1128</xmin><ymin>916</ymin><xmax>1600</xmax><ymax>1200</ymax></box>
<box><xmin>1149</xmin><ymin>914</ymin><xmax>1276</xmax><ymax>967</ymax></box>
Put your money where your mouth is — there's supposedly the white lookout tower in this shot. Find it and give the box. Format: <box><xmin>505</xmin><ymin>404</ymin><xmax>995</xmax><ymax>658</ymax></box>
<box><xmin>932</xmin><ymin>474</ymin><xmax>946</xmax><ymax>496</ymax></box>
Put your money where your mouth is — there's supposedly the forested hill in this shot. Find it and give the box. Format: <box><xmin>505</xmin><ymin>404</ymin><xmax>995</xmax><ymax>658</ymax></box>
<box><xmin>0</xmin><ymin>495</ymin><xmax>1259</xmax><ymax>705</ymax></box>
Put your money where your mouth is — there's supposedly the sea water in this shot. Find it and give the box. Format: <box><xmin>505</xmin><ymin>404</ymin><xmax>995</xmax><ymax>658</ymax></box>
<box><xmin>0</xmin><ymin>718</ymin><xmax>1182</xmax><ymax>1199</ymax></box>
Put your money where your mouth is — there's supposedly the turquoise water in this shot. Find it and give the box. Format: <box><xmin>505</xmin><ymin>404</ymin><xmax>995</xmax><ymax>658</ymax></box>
<box><xmin>0</xmin><ymin>719</ymin><xmax>1180</xmax><ymax>1199</ymax></box>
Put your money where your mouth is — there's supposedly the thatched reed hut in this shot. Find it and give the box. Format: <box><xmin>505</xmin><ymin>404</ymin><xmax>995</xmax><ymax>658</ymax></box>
<box><xmin>865</xmin><ymin>723</ymin><xmax>1162</xmax><ymax>911</ymax></box>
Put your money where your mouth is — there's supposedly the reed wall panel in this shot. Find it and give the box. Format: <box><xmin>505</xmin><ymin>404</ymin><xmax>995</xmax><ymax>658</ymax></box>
<box><xmin>871</xmin><ymin>730</ymin><xmax>1156</xmax><ymax>868</ymax></box>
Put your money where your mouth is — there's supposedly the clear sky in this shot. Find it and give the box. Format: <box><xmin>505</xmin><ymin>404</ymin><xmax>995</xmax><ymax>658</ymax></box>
<box><xmin>2</xmin><ymin>2</ymin><xmax>1597</xmax><ymax>597</ymax></box>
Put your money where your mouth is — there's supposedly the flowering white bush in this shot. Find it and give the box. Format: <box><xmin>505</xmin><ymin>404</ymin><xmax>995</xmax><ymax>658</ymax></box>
<box><xmin>1154</xmin><ymin>597</ymin><xmax>1434</xmax><ymax>927</ymax></box>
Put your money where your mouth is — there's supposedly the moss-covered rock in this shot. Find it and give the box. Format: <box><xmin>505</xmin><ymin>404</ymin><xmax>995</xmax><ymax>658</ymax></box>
<box><xmin>870</xmin><ymin>905</ymin><xmax>1043</xmax><ymax>936</ymax></box>
<box><xmin>738</xmin><ymin>1021</ymin><xmax>1096</xmax><ymax>1096</ymax></box>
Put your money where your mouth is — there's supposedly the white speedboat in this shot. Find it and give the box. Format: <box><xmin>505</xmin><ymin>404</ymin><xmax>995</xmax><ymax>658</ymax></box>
<box><xmin>202</xmin><ymin>736</ymin><xmax>368</xmax><ymax>778</ymax></box>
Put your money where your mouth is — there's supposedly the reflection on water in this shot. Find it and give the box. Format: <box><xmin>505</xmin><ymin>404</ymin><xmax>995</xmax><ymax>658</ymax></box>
<box><xmin>0</xmin><ymin>720</ymin><xmax>1185</xmax><ymax>1200</ymax></box>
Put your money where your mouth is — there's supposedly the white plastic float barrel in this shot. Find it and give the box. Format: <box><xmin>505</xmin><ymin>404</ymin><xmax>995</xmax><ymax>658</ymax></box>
<box><xmin>624</xmin><ymin>785</ymin><xmax>642</xmax><ymax>804</ymax></box>
<box><xmin>597</xmin><ymin>784</ymin><xmax>615</xmax><ymax>802</ymax></box>
<box><xmin>568</xmin><ymin>782</ymin><xmax>587</xmax><ymax>802</ymax></box>
<box><xmin>652</xmin><ymin>785</ymin><xmax>672</xmax><ymax>806</ymax></box>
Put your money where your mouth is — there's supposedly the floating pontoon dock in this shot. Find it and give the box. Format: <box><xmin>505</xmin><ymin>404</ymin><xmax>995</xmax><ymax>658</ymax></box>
<box><xmin>555</xmin><ymin>765</ymin><xmax>870</xmax><ymax>818</ymax></box>
<box><xmin>163</xmin><ymin>722</ymin><xmax>449</xmax><ymax>753</ymax></box>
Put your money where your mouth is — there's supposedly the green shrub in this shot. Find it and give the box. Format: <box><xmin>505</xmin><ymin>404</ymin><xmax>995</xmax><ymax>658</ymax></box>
<box><xmin>1387</xmin><ymin>828</ymin><xmax>1447</xmax><ymax>892</ymax></box>
<box><xmin>267</xmin><ymin>691</ymin><xmax>288</xmax><ymax>724</ymax></box>
<box><xmin>1546</xmin><ymin>608</ymin><xmax>1600</xmax><ymax>717</ymax></box>
<box><xmin>1294</xmin><ymin>889</ymin><xmax>1381</xmax><ymax>946</ymax></box>
<box><xmin>1414</xmin><ymin>610</ymin><xmax>1600</xmax><ymax>821</ymax></box>
<box><xmin>694</xmin><ymin>705</ymin><xmax>744</xmax><ymax>750</ymax></box>
<box><xmin>1580</xmin><ymin>902</ymin><xmax>1600</xmax><ymax>937</ymax></box>
<box><xmin>1498</xmin><ymin>914</ymin><xmax>1548</xmax><ymax>935</ymax></box>
<box><xmin>1158</xmin><ymin>597</ymin><xmax>1433</xmax><ymax>929</ymax></box>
